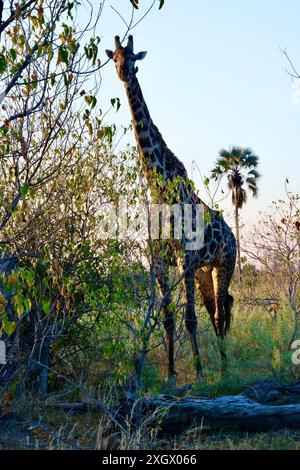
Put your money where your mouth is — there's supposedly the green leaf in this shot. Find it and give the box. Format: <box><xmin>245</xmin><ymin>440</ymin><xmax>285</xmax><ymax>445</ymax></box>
<box><xmin>0</xmin><ymin>55</ymin><xmax>7</xmax><ymax>74</ymax></box>
<box><xmin>42</xmin><ymin>299</ymin><xmax>51</xmax><ymax>315</ymax></box>
<box><xmin>23</xmin><ymin>298</ymin><xmax>32</xmax><ymax>312</ymax></box>
<box><xmin>111</xmin><ymin>97</ymin><xmax>121</xmax><ymax>112</ymax></box>
<box><xmin>85</xmin><ymin>95</ymin><xmax>97</xmax><ymax>109</ymax></box>
<box><xmin>91</xmin><ymin>43</ymin><xmax>98</xmax><ymax>65</ymax></box>
<box><xmin>62</xmin><ymin>23</ymin><xmax>70</xmax><ymax>36</ymax></box>
<box><xmin>14</xmin><ymin>293</ymin><xmax>25</xmax><ymax>318</ymax></box>
<box><xmin>0</xmin><ymin>126</ymin><xmax>9</xmax><ymax>136</ymax></box>
<box><xmin>9</xmin><ymin>49</ymin><xmax>17</xmax><ymax>61</ymax></box>
<box><xmin>20</xmin><ymin>184</ymin><xmax>29</xmax><ymax>198</ymax></box>
<box><xmin>2</xmin><ymin>314</ymin><xmax>17</xmax><ymax>336</ymax></box>
<box><xmin>159</xmin><ymin>0</ymin><xmax>165</xmax><ymax>9</ymax></box>
<box><xmin>67</xmin><ymin>1</ymin><xmax>75</xmax><ymax>19</ymax></box>
<box><xmin>50</xmin><ymin>73</ymin><xmax>56</xmax><ymax>86</ymax></box>
<box><xmin>16</xmin><ymin>303</ymin><xmax>24</xmax><ymax>317</ymax></box>
<box><xmin>57</xmin><ymin>45</ymin><xmax>69</xmax><ymax>66</ymax></box>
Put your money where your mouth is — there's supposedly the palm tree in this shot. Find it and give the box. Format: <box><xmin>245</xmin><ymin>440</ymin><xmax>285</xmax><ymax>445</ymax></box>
<box><xmin>211</xmin><ymin>146</ymin><xmax>260</xmax><ymax>282</ymax></box>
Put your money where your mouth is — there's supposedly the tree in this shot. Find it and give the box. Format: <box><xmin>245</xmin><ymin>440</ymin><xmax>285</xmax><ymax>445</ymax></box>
<box><xmin>0</xmin><ymin>0</ymin><xmax>167</xmax><ymax>398</ymax></box>
<box><xmin>211</xmin><ymin>146</ymin><xmax>260</xmax><ymax>282</ymax></box>
<box><xmin>0</xmin><ymin>0</ymin><xmax>105</xmax><ymax>393</ymax></box>
<box><xmin>245</xmin><ymin>189</ymin><xmax>300</xmax><ymax>345</ymax></box>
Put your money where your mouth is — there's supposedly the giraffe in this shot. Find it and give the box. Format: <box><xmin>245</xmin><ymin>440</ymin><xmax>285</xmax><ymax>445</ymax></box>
<box><xmin>106</xmin><ymin>36</ymin><xmax>236</xmax><ymax>381</ymax></box>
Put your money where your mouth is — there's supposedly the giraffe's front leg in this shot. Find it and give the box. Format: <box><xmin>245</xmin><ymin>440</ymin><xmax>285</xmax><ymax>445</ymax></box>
<box><xmin>156</xmin><ymin>266</ymin><xmax>177</xmax><ymax>383</ymax></box>
<box><xmin>182</xmin><ymin>268</ymin><xmax>204</xmax><ymax>381</ymax></box>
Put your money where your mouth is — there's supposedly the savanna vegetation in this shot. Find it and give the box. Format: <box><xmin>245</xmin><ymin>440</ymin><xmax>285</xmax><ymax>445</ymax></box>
<box><xmin>0</xmin><ymin>0</ymin><xmax>299</xmax><ymax>451</ymax></box>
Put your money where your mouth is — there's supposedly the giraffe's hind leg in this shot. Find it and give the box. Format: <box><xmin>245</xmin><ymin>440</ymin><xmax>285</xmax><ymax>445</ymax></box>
<box><xmin>196</xmin><ymin>267</ymin><xmax>233</xmax><ymax>339</ymax></box>
<box><xmin>195</xmin><ymin>267</ymin><xmax>217</xmax><ymax>335</ymax></box>
<box><xmin>195</xmin><ymin>267</ymin><xmax>227</xmax><ymax>368</ymax></box>
<box><xmin>211</xmin><ymin>266</ymin><xmax>233</xmax><ymax>369</ymax></box>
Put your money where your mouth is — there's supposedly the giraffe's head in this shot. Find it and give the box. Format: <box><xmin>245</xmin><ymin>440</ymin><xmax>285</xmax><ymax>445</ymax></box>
<box><xmin>105</xmin><ymin>35</ymin><xmax>147</xmax><ymax>82</ymax></box>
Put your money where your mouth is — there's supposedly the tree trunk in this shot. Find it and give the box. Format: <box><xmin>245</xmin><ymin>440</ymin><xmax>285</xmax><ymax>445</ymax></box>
<box><xmin>25</xmin><ymin>316</ymin><xmax>52</xmax><ymax>398</ymax></box>
<box><xmin>235</xmin><ymin>199</ymin><xmax>242</xmax><ymax>283</ymax></box>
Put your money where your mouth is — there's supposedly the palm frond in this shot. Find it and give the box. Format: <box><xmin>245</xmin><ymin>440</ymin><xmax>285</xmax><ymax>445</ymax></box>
<box><xmin>246</xmin><ymin>177</ymin><xmax>259</xmax><ymax>197</ymax></box>
<box><xmin>248</xmin><ymin>169</ymin><xmax>261</xmax><ymax>179</ymax></box>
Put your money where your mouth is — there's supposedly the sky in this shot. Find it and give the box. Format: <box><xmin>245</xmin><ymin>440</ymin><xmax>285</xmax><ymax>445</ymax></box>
<box><xmin>91</xmin><ymin>0</ymin><xmax>300</xmax><ymax>224</ymax></box>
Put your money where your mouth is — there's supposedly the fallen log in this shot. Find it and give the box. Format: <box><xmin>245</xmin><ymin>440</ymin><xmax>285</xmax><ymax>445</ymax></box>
<box><xmin>49</xmin><ymin>393</ymin><xmax>300</xmax><ymax>433</ymax></box>
<box><xmin>243</xmin><ymin>380</ymin><xmax>300</xmax><ymax>404</ymax></box>
<box><xmin>47</xmin><ymin>381</ymin><xmax>300</xmax><ymax>434</ymax></box>
<box><xmin>136</xmin><ymin>394</ymin><xmax>300</xmax><ymax>433</ymax></box>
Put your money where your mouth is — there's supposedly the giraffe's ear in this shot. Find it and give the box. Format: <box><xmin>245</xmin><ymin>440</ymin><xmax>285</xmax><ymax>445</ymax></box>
<box><xmin>105</xmin><ymin>49</ymin><xmax>114</xmax><ymax>59</ymax></box>
<box><xmin>135</xmin><ymin>51</ymin><xmax>147</xmax><ymax>61</ymax></box>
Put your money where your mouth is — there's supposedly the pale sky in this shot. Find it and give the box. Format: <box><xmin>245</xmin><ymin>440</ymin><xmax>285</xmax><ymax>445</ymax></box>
<box><xmin>92</xmin><ymin>0</ymin><xmax>300</xmax><ymax>224</ymax></box>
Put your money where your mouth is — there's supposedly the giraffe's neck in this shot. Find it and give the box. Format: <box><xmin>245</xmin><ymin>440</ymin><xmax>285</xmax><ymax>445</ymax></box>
<box><xmin>124</xmin><ymin>76</ymin><xmax>188</xmax><ymax>184</ymax></box>
<box><xmin>124</xmin><ymin>75</ymin><xmax>213</xmax><ymax>218</ymax></box>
